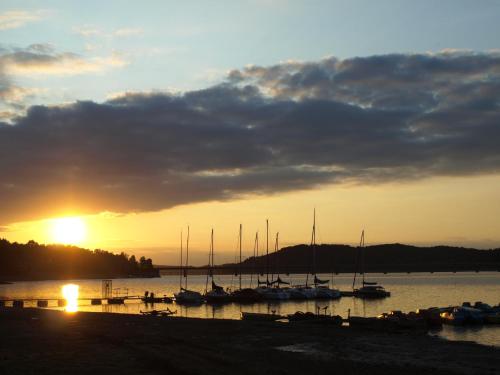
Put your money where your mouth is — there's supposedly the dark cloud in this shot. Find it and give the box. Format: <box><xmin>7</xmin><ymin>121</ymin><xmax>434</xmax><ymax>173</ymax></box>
<box><xmin>1</xmin><ymin>52</ymin><xmax>500</xmax><ymax>224</ymax></box>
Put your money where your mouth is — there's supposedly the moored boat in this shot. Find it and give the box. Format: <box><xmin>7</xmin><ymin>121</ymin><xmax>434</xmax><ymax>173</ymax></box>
<box><xmin>231</xmin><ymin>287</ymin><xmax>263</xmax><ymax>303</ymax></box>
<box><xmin>175</xmin><ymin>227</ymin><xmax>203</xmax><ymax>305</ymax></box>
<box><xmin>351</xmin><ymin>230</ymin><xmax>390</xmax><ymax>299</ymax></box>
<box><xmin>204</xmin><ymin>229</ymin><xmax>231</xmax><ymax>304</ymax></box>
<box><xmin>353</xmin><ymin>283</ymin><xmax>390</xmax><ymax>299</ymax></box>
<box><xmin>175</xmin><ymin>288</ymin><xmax>203</xmax><ymax>304</ymax></box>
<box><xmin>256</xmin><ymin>285</ymin><xmax>290</xmax><ymax>300</ymax></box>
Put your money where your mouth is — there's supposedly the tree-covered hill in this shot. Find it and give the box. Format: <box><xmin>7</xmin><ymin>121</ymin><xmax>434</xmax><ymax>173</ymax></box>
<box><xmin>0</xmin><ymin>239</ymin><xmax>159</xmax><ymax>281</ymax></box>
<box><xmin>225</xmin><ymin>243</ymin><xmax>500</xmax><ymax>274</ymax></box>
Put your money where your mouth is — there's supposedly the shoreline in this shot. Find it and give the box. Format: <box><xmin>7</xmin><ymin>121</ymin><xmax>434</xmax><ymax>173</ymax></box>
<box><xmin>1</xmin><ymin>308</ymin><xmax>499</xmax><ymax>374</ymax></box>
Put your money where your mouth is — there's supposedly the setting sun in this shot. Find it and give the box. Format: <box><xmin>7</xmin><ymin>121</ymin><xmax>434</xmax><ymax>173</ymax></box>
<box><xmin>51</xmin><ymin>217</ymin><xmax>87</xmax><ymax>245</ymax></box>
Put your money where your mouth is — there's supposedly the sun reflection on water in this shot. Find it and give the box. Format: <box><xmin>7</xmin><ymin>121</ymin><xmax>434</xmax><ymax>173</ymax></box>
<box><xmin>62</xmin><ymin>284</ymin><xmax>79</xmax><ymax>313</ymax></box>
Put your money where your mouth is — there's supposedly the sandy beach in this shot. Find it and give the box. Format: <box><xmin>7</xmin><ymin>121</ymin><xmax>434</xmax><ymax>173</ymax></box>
<box><xmin>0</xmin><ymin>308</ymin><xmax>499</xmax><ymax>375</ymax></box>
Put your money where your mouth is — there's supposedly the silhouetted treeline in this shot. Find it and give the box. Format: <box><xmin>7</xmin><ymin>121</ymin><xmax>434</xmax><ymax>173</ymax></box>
<box><xmin>0</xmin><ymin>239</ymin><xmax>159</xmax><ymax>281</ymax></box>
<box><xmin>221</xmin><ymin>243</ymin><xmax>500</xmax><ymax>274</ymax></box>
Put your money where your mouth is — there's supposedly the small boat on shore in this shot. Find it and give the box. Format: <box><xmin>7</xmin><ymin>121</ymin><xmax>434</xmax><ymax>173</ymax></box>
<box><xmin>415</xmin><ymin>308</ymin><xmax>442</xmax><ymax>328</ymax></box>
<box><xmin>485</xmin><ymin>313</ymin><xmax>500</xmax><ymax>324</ymax></box>
<box><xmin>140</xmin><ymin>308</ymin><xmax>176</xmax><ymax>316</ymax></box>
<box><xmin>241</xmin><ymin>311</ymin><xmax>284</xmax><ymax>322</ymax></box>
<box><xmin>287</xmin><ymin>311</ymin><xmax>343</xmax><ymax>325</ymax></box>
<box><xmin>440</xmin><ymin>306</ymin><xmax>483</xmax><ymax>325</ymax></box>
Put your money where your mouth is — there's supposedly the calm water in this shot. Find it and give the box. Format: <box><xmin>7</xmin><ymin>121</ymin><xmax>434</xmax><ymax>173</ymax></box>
<box><xmin>1</xmin><ymin>272</ymin><xmax>499</xmax><ymax>347</ymax></box>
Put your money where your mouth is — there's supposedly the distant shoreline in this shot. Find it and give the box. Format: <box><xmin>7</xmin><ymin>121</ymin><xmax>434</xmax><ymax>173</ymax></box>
<box><xmin>0</xmin><ymin>274</ymin><xmax>159</xmax><ymax>283</ymax></box>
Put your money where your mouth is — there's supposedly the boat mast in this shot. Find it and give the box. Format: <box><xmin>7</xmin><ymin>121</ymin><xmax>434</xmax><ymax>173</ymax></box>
<box><xmin>251</xmin><ymin>231</ymin><xmax>258</xmax><ymax>288</ymax></box>
<box><xmin>361</xmin><ymin>230</ymin><xmax>365</xmax><ymax>285</ymax></box>
<box><xmin>352</xmin><ymin>229</ymin><xmax>364</xmax><ymax>290</ymax></box>
<box><xmin>312</xmin><ymin>208</ymin><xmax>316</xmax><ymax>277</ymax></box>
<box><xmin>179</xmin><ymin>229</ymin><xmax>183</xmax><ymax>291</ymax></box>
<box><xmin>266</xmin><ymin>219</ymin><xmax>269</xmax><ymax>286</ymax></box>
<box><xmin>275</xmin><ymin>232</ymin><xmax>280</xmax><ymax>286</ymax></box>
<box><xmin>306</xmin><ymin>209</ymin><xmax>316</xmax><ymax>287</ymax></box>
<box><xmin>185</xmin><ymin>225</ymin><xmax>190</xmax><ymax>290</ymax></box>
<box><xmin>205</xmin><ymin>229</ymin><xmax>213</xmax><ymax>293</ymax></box>
<box><xmin>239</xmin><ymin>224</ymin><xmax>242</xmax><ymax>291</ymax></box>
<box><xmin>211</xmin><ymin>229</ymin><xmax>214</xmax><ymax>280</ymax></box>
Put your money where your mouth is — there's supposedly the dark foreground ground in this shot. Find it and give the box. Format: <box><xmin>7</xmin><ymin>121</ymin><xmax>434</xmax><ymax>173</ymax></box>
<box><xmin>0</xmin><ymin>308</ymin><xmax>499</xmax><ymax>375</ymax></box>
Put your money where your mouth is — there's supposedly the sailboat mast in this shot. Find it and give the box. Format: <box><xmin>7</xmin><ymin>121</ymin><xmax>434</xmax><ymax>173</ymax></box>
<box><xmin>239</xmin><ymin>224</ymin><xmax>242</xmax><ymax>290</ymax></box>
<box><xmin>266</xmin><ymin>219</ymin><xmax>269</xmax><ymax>285</ymax></box>
<box><xmin>205</xmin><ymin>229</ymin><xmax>212</xmax><ymax>294</ymax></box>
<box><xmin>179</xmin><ymin>230</ymin><xmax>183</xmax><ymax>290</ymax></box>
<box><xmin>275</xmin><ymin>232</ymin><xmax>280</xmax><ymax>286</ymax></box>
<box><xmin>312</xmin><ymin>208</ymin><xmax>316</xmax><ymax>276</ymax></box>
<box><xmin>185</xmin><ymin>225</ymin><xmax>190</xmax><ymax>290</ymax></box>
<box><xmin>251</xmin><ymin>231</ymin><xmax>258</xmax><ymax>288</ymax></box>
<box><xmin>361</xmin><ymin>230</ymin><xmax>365</xmax><ymax>285</ymax></box>
<box><xmin>352</xmin><ymin>229</ymin><xmax>364</xmax><ymax>290</ymax></box>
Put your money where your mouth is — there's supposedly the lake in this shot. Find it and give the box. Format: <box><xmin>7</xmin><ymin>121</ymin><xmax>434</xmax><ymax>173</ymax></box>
<box><xmin>1</xmin><ymin>271</ymin><xmax>499</xmax><ymax>347</ymax></box>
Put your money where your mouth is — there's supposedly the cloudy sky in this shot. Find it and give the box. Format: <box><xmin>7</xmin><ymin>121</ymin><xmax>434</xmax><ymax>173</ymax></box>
<box><xmin>1</xmin><ymin>1</ymin><xmax>500</xmax><ymax>264</ymax></box>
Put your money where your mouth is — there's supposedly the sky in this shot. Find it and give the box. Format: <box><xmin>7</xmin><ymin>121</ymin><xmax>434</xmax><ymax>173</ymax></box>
<box><xmin>1</xmin><ymin>1</ymin><xmax>500</xmax><ymax>264</ymax></box>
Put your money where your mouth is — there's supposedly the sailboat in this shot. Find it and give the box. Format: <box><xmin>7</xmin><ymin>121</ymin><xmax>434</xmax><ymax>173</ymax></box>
<box><xmin>174</xmin><ymin>226</ymin><xmax>203</xmax><ymax>304</ymax></box>
<box><xmin>289</xmin><ymin>210</ymin><xmax>321</xmax><ymax>299</ymax></box>
<box><xmin>204</xmin><ymin>229</ymin><xmax>231</xmax><ymax>303</ymax></box>
<box><xmin>352</xmin><ymin>230</ymin><xmax>390</xmax><ymax>299</ymax></box>
<box><xmin>255</xmin><ymin>221</ymin><xmax>289</xmax><ymax>300</ymax></box>
<box><xmin>310</xmin><ymin>210</ymin><xmax>341</xmax><ymax>299</ymax></box>
<box><xmin>230</xmin><ymin>226</ymin><xmax>262</xmax><ymax>302</ymax></box>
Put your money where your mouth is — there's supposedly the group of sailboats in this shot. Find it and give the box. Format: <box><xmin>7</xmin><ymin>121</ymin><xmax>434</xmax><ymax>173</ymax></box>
<box><xmin>174</xmin><ymin>211</ymin><xmax>350</xmax><ymax>304</ymax></box>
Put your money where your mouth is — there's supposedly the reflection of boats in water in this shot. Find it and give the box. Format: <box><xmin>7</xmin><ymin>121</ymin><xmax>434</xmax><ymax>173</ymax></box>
<box><xmin>174</xmin><ymin>227</ymin><xmax>203</xmax><ymax>305</ymax></box>
<box><xmin>241</xmin><ymin>311</ymin><xmax>284</xmax><ymax>321</ymax></box>
<box><xmin>352</xmin><ymin>230</ymin><xmax>390</xmax><ymax>299</ymax></box>
<box><xmin>204</xmin><ymin>229</ymin><xmax>231</xmax><ymax>304</ymax></box>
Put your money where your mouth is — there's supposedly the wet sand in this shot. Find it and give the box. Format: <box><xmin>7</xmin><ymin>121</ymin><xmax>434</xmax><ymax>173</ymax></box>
<box><xmin>0</xmin><ymin>308</ymin><xmax>499</xmax><ymax>375</ymax></box>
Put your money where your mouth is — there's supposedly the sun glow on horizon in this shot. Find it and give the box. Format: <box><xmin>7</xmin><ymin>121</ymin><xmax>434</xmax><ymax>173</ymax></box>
<box><xmin>51</xmin><ymin>217</ymin><xmax>87</xmax><ymax>245</ymax></box>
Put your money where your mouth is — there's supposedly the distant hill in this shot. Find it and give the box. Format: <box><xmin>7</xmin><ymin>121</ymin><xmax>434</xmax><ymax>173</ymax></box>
<box><xmin>0</xmin><ymin>239</ymin><xmax>159</xmax><ymax>281</ymax></box>
<box><xmin>221</xmin><ymin>243</ymin><xmax>500</xmax><ymax>274</ymax></box>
